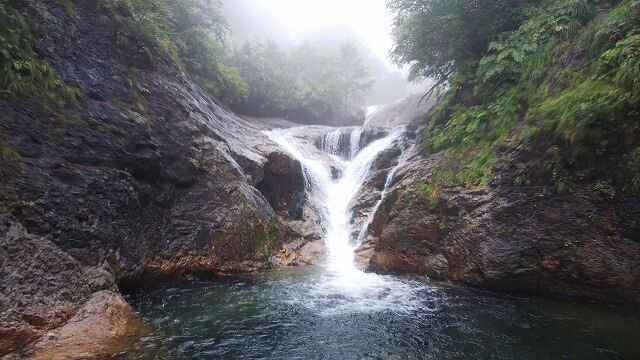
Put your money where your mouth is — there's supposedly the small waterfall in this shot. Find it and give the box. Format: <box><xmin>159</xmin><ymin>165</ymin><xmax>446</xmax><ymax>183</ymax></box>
<box><xmin>266</xmin><ymin>126</ymin><xmax>405</xmax><ymax>273</ymax></box>
<box><xmin>356</xmin><ymin>141</ymin><xmax>412</xmax><ymax>243</ymax></box>
<box><xmin>319</xmin><ymin>127</ymin><xmax>364</xmax><ymax>160</ymax></box>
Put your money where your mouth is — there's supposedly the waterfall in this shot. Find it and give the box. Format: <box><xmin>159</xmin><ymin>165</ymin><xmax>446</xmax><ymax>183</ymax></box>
<box><xmin>266</xmin><ymin>126</ymin><xmax>404</xmax><ymax>273</ymax></box>
<box><xmin>265</xmin><ymin>125</ymin><xmax>424</xmax><ymax>315</ymax></box>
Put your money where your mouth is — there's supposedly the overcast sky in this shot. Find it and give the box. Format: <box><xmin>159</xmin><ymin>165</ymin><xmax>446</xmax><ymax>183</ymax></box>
<box><xmin>253</xmin><ymin>0</ymin><xmax>393</xmax><ymax>67</ymax></box>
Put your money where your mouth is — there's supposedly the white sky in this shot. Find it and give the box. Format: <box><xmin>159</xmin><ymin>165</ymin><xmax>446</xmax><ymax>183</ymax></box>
<box><xmin>249</xmin><ymin>0</ymin><xmax>394</xmax><ymax>67</ymax></box>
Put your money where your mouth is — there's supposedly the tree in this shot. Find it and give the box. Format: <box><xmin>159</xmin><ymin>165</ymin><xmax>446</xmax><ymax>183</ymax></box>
<box><xmin>232</xmin><ymin>39</ymin><xmax>297</xmax><ymax>117</ymax></box>
<box><xmin>97</xmin><ymin>0</ymin><xmax>248</xmax><ymax>104</ymax></box>
<box><xmin>337</xmin><ymin>39</ymin><xmax>375</xmax><ymax>110</ymax></box>
<box><xmin>387</xmin><ymin>0</ymin><xmax>533</xmax><ymax>86</ymax></box>
<box><xmin>290</xmin><ymin>41</ymin><xmax>342</xmax><ymax>118</ymax></box>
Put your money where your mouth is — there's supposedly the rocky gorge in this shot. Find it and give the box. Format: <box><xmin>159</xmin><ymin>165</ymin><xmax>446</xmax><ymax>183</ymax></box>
<box><xmin>1</xmin><ymin>0</ymin><xmax>640</xmax><ymax>359</ymax></box>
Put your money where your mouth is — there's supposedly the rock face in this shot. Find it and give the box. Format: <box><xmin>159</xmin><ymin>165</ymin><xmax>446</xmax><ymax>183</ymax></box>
<box><xmin>365</xmin><ymin>93</ymin><xmax>436</xmax><ymax>127</ymax></box>
<box><xmin>357</xmin><ymin>142</ymin><xmax>640</xmax><ymax>305</ymax></box>
<box><xmin>0</xmin><ymin>0</ymin><xmax>324</xmax><ymax>356</ymax></box>
<box><xmin>256</xmin><ymin>151</ymin><xmax>306</xmax><ymax>220</ymax></box>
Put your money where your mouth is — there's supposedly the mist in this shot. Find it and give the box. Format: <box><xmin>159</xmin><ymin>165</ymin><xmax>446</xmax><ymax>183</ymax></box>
<box><xmin>222</xmin><ymin>0</ymin><xmax>428</xmax><ymax>106</ymax></box>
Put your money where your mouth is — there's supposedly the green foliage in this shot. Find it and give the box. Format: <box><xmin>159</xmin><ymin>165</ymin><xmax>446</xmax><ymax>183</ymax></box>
<box><xmin>97</xmin><ymin>0</ymin><xmax>178</xmax><ymax>66</ymax></box>
<box><xmin>338</xmin><ymin>38</ymin><xmax>375</xmax><ymax>110</ymax></box>
<box><xmin>476</xmin><ymin>0</ymin><xmax>594</xmax><ymax>89</ymax></box>
<box><xmin>0</xmin><ymin>1</ymin><xmax>79</xmax><ymax>107</ymax></box>
<box><xmin>388</xmin><ymin>0</ymin><xmax>534</xmax><ymax>83</ymax></box>
<box><xmin>417</xmin><ymin>182</ymin><xmax>443</xmax><ymax>208</ymax></box>
<box><xmin>97</xmin><ymin>0</ymin><xmax>247</xmax><ymax>105</ymax></box>
<box><xmin>394</xmin><ymin>0</ymin><xmax>640</xmax><ymax>190</ymax></box>
<box><xmin>533</xmin><ymin>80</ymin><xmax>636</xmax><ymax>151</ymax></box>
<box><xmin>596</xmin><ymin>34</ymin><xmax>640</xmax><ymax>93</ymax></box>
<box><xmin>583</xmin><ymin>0</ymin><xmax>640</xmax><ymax>58</ymax></box>
<box><xmin>594</xmin><ymin>180</ymin><xmax>616</xmax><ymax>200</ymax></box>
<box><xmin>253</xmin><ymin>224</ymin><xmax>282</xmax><ymax>259</ymax></box>
<box><xmin>418</xmin><ymin>182</ymin><xmax>438</xmax><ymax>198</ymax></box>
<box><xmin>232</xmin><ymin>39</ymin><xmax>298</xmax><ymax>117</ymax></box>
<box><xmin>232</xmin><ymin>38</ymin><xmax>373</xmax><ymax>121</ymax></box>
<box><xmin>455</xmin><ymin>147</ymin><xmax>498</xmax><ymax>188</ymax></box>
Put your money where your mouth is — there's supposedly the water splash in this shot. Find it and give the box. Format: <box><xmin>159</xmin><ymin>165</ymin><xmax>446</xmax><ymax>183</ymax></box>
<box><xmin>265</xmin><ymin>126</ymin><xmax>425</xmax><ymax>314</ymax></box>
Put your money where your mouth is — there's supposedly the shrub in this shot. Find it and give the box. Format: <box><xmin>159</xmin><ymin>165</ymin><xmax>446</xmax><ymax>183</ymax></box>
<box><xmin>595</xmin><ymin>180</ymin><xmax>616</xmax><ymax>200</ymax></box>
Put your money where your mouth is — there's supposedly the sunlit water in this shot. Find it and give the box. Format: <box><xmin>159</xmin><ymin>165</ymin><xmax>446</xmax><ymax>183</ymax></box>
<box><xmin>119</xmin><ymin>127</ymin><xmax>640</xmax><ymax>359</ymax></box>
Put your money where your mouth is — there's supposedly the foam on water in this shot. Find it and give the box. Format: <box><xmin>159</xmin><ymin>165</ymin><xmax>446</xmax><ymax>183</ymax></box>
<box><xmin>265</xmin><ymin>126</ymin><xmax>426</xmax><ymax>315</ymax></box>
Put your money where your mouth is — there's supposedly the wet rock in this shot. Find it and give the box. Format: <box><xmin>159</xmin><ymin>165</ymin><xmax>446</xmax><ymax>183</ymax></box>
<box><xmin>365</xmin><ymin>94</ymin><xmax>437</xmax><ymax>127</ymax></box>
<box><xmin>370</xmin><ymin>147</ymin><xmax>401</xmax><ymax>172</ymax></box>
<box><xmin>256</xmin><ymin>151</ymin><xmax>306</xmax><ymax>220</ymax></box>
<box><xmin>358</xmin><ymin>147</ymin><xmax>640</xmax><ymax>306</ymax></box>
<box><xmin>0</xmin><ymin>1</ymin><xmax>320</xmax><ymax>355</ymax></box>
<box><xmin>24</xmin><ymin>291</ymin><xmax>143</xmax><ymax>360</ymax></box>
<box><xmin>325</xmin><ymin>109</ymin><xmax>366</xmax><ymax>127</ymax></box>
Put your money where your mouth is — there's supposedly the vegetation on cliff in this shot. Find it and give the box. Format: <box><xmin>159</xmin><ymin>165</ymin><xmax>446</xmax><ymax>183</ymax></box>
<box><xmin>0</xmin><ymin>1</ymin><xmax>79</xmax><ymax>107</ymax></box>
<box><xmin>389</xmin><ymin>0</ymin><xmax>640</xmax><ymax>192</ymax></box>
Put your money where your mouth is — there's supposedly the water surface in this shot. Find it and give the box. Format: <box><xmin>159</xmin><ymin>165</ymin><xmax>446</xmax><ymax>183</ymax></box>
<box><xmin>120</xmin><ymin>267</ymin><xmax>640</xmax><ymax>359</ymax></box>
<box><xmin>119</xmin><ymin>126</ymin><xmax>639</xmax><ymax>359</ymax></box>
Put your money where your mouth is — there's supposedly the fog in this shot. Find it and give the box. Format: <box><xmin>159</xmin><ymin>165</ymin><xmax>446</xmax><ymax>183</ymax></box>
<box><xmin>222</xmin><ymin>0</ymin><xmax>429</xmax><ymax>106</ymax></box>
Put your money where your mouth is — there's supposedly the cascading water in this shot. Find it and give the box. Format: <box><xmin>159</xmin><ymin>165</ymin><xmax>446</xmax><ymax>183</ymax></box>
<box><xmin>121</xmin><ymin>125</ymin><xmax>640</xmax><ymax>359</ymax></box>
<box><xmin>265</xmin><ymin>126</ymin><xmax>425</xmax><ymax>314</ymax></box>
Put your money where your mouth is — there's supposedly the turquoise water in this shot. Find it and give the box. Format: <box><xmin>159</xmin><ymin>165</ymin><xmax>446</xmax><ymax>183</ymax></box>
<box><xmin>119</xmin><ymin>267</ymin><xmax>640</xmax><ymax>359</ymax></box>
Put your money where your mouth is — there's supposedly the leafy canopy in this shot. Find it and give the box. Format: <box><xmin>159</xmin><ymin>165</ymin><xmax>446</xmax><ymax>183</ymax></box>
<box><xmin>338</xmin><ymin>39</ymin><xmax>375</xmax><ymax>111</ymax></box>
<box><xmin>232</xmin><ymin>38</ymin><xmax>374</xmax><ymax>121</ymax></box>
<box><xmin>388</xmin><ymin>0</ymin><xmax>533</xmax><ymax>84</ymax></box>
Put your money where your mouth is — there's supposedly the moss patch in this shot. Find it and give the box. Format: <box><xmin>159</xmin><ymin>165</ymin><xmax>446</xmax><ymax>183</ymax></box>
<box><xmin>253</xmin><ymin>223</ymin><xmax>282</xmax><ymax>260</ymax></box>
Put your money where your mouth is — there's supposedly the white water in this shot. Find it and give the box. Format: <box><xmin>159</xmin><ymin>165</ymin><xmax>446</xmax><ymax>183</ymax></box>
<box><xmin>265</xmin><ymin>126</ymin><xmax>426</xmax><ymax>315</ymax></box>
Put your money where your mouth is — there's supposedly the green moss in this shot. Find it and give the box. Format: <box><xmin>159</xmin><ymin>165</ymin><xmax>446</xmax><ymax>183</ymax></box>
<box><xmin>585</xmin><ymin>210</ymin><xmax>599</xmax><ymax>222</ymax></box>
<box><xmin>188</xmin><ymin>157</ymin><xmax>202</xmax><ymax>170</ymax></box>
<box><xmin>253</xmin><ymin>224</ymin><xmax>282</xmax><ymax>259</ymax></box>
<box><xmin>594</xmin><ymin>180</ymin><xmax>616</xmax><ymax>201</ymax></box>
<box><xmin>514</xmin><ymin>174</ymin><xmax>530</xmax><ymax>186</ymax></box>
<box><xmin>62</xmin><ymin>0</ymin><xmax>75</xmax><ymax>18</ymax></box>
<box><xmin>0</xmin><ymin>141</ymin><xmax>20</xmax><ymax>163</ymax></box>
<box><xmin>124</xmin><ymin>78</ymin><xmax>151</xmax><ymax>131</ymax></box>
<box><xmin>0</xmin><ymin>2</ymin><xmax>80</xmax><ymax>107</ymax></box>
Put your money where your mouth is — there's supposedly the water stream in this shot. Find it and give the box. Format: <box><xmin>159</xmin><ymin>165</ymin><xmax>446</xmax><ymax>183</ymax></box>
<box><xmin>120</xmin><ymin>125</ymin><xmax>640</xmax><ymax>359</ymax></box>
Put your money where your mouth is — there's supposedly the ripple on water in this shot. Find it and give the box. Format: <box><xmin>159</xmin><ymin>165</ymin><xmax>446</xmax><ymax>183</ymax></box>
<box><xmin>120</xmin><ymin>267</ymin><xmax>640</xmax><ymax>360</ymax></box>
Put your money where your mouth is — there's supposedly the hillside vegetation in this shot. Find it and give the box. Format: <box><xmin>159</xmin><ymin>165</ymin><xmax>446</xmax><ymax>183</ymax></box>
<box><xmin>0</xmin><ymin>0</ymin><xmax>373</xmax><ymax>123</ymax></box>
<box><xmin>389</xmin><ymin>0</ymin><xmax>640</xmax><ymax>192</ymax></box>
